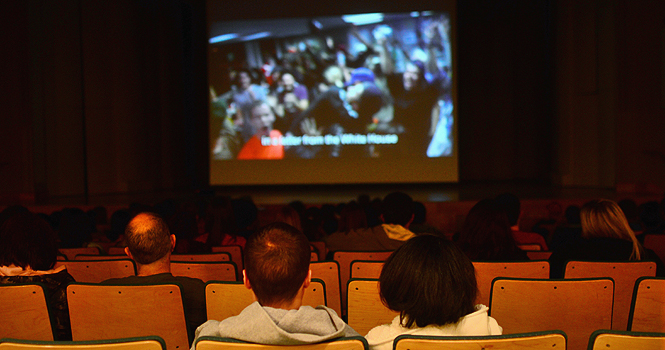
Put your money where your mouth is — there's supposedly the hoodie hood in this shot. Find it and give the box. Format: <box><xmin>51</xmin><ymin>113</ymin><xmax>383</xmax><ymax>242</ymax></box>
<box><xmin>382</xmin><ymin>224</ymin><xmax>415</xmax><ymax>241</ymax></box>
<box><xmin>194</xmin><ymin>301</ymin><xmax>359</xmax><ymax>347</ymax></box>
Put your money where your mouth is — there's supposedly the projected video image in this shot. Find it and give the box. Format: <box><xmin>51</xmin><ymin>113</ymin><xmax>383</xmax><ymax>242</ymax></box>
<box><xmin>209</xmin><ymin>12</ymin><xmax>453</xmax><ymax>160</ymax></box>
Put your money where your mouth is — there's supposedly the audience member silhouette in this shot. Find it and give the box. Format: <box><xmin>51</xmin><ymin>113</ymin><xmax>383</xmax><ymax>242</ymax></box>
<box><xmin>193</xmin><ymin>222</ymin><xmax>359</xmax><ymax>345</ymax></box>
<box><xmin>456</xmin><ymin>198</ymin><xmax>528</xmax><ymax>261</ymax></box>
<box><xmin>618</xmin><ymin>199</ymin><xmax>642</xmax><ymax>232</ymax></box>
<box><xmin>409</xmin><ymin>201</ymin><xmax>443</xmax><ymax>237</ymax></box>
<box><xmin>0</xmin><ymin>211</ymin><xmax>76</xmax><ymax>340</ymax></box>
<box><xmin>102</xmin><ymin>212</ymin><xmax>205</xmax><ymax>337</ymax></box>
<box><xmin>495</xmin><ymin>193</ymin><xmax>548</xmax><ymax>250</ymax></box>
<box><xmin>639</xmin><ymin>201</ymin><xmax>665</xmax><ymax>237</ymax></box>
<box><xmin>204</xmin><ymin>196</ymin><xmax>246</xmax><ymax>249</ymax></box>
<box><xmin>549</xmin><ymin>199</ymin><xmax>665</xmax><ymax>278</ymax></box>
<box><xmin>548</xmin><ymin>205</ymin><xmax>582</xmax><ymax>253</ymax></box>
<box><xmin>366</xmin><ymin>235</ymin><xmax>502</xmax><ymax>350</ymax></box>
<box><xmin>325</xmin><ymin>192</ymin><xmax>416</xmax><ymax>253</ymax></box>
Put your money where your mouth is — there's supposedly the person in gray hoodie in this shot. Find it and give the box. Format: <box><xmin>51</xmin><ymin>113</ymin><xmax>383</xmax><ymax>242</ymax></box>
<box><xmin>193</xmin><ymin>222</ymin><xmax>359</xmax><ymax>346</ymax></box>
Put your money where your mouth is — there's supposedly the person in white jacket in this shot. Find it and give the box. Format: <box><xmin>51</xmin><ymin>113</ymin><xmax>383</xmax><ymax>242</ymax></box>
<box><xmin>365</xmin><ymin>235</ymin><xmax>502</xmax><ymax>350</ymax></box>
<box><xmin>193</xmin><ymin>222</ymin><xmax>359</xmax><ymax>348</ymax></box>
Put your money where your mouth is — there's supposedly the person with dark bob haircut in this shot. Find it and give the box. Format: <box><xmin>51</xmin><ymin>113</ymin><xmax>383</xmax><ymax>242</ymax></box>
<box><xmin>366</xmin><ymin>235</ymin><xmax>502</xmax><ymax>350</ymax></box>
<box><xmin>0</xmin><ymin>211</ymin><xmax>76</xmax><ymax>340</ymax></box>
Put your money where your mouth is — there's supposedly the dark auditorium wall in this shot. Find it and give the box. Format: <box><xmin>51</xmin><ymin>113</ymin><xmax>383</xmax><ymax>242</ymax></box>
<box><xmin>0</xmin><ymin>0</ymin><xmax>208</xmax><ymax>203</ymax></box>
<box><xmin>457</xmin><ymin>0</ymin><xmax>554</xmax><ymax>182</ymax></box>
<box><xmin>0</xmin><ymin>0</ymin><xmax>663</xmax><ymax>204</ymax></box>
<box><xmin>554</xmin><ymin>0</ymin><xmax>665</xmax><ymax>189</ymax></box>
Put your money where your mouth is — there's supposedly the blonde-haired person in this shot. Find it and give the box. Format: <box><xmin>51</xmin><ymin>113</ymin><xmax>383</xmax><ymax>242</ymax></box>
<box><xmin>549</xmin><ymin>199</ymin><xmax>664</xmax><ymax>278</ymax></box>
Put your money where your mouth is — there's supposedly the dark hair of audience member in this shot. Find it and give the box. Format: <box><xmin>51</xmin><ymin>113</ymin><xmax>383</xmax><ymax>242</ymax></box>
<box><xmin>381</xmin><ymin>192</ymin><xmax>414</xmax><ymax>226</ymax></box>
<box><xmin>379</xmin><ymin>234</ymin><xmax>478</xmax><ymax>328</ymax></box>
<box><xmin>275</xmin><ymin>205</ymin><xmax>303</xmax><ymax>232</ymax></box>
<box><xmin>412</xmin><ymin>201</ymin><xmax>427</xmax><ymax>225</ymax></box>
<box><xmin>639</xmin><ymin>201</ymin><xmax>663</xmax><ymax>231</ymax></box>
<box><xmin>57</xmin><ymin>207</ymin><xmax>95</xmax><ymax>248</ymax></box>
<box><xmin>320</xmin><ymin>204</ymin><xmax>338</xmax><ymax>235</ymax></box>
<box><xmin>301</xmin><ymin>206</ymin><xmax>324</xmax><ymax>241</ymax></box>
<box><xmin>0</xmin><ymin>211</ymin><xmax>59</xmax><ymax>271</ymax></box>
<box><xmin>167</xmin><ymin>210</ymin><xmax>199</xmax><ymax>253</ymax></box>
<box><xmin>0</xmin><ymin>205</ymin><xmax>30</xmax><ymax>228</ymax></box>
<box><xmin>288</xmin><ymin>201</ymin><xmax>307</xmax><ymax>220</ymax></box>
<box><xmin>494</xmin><ymin>193</ymin><xmax>520</xmax><ymax>227</ymax></box>
<box><xmin>205</xmin><ymin>196</ymin><xmax>239</xmax><ymax>247</ymax></box>
<box><xmin>456</xmin><ymin>198</ymin><xmax>524</xmax><ymax>261</ymax></box>
<box><xmin>618</xmin><ymin>199</ymin><xmax>639</xmax><ymax>223</ymax></box>
<box><xmin>564</xmin><ymin>205</ymin><xmax>581</xmax><ymax>225</ymax></box>
<box><xmin>337</xmin><ymin>201</ymin><xmax>368</xmax><ymax>232</ymax></box>
<box><xmin>87</xmin><ymin>206</ymin><xmax>108</xmax><ymax>227</ymax></box>
<box><xmin>232</xmin><ymin>197</ymin><xmax>258</xmax><ymax>238</ymax></box>
<box><xmin>125</xmin><ymin>212</ymin><xmax>172</xmax><ymax>265</ymax></box>
<box><xmin>366</xmin><ymin>198</ymin><xmax>383</xmax><ymax>227</ymax></box>
<box><xmin>244</xmin><ymin>222</ymin><xmax>311</xmax><ymax>306</ymax></box>
<box><xmin>108</xmin><ymin>208</ymin><xmax>131</xmax><ymax>243</ymax></box>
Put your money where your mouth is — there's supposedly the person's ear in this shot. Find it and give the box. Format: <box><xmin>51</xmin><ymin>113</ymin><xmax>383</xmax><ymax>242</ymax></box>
<box><xmin>124</xmin><ymin>247</ymin><xmax>133</xmax><ymax>260</ymax></box>
<box><xmin>380</xmin><ymin>214</ymin><xmax>385</xmax><ymax>223</ymax></box>
<box><xmin>243</xmin><ymin>270</ymin><xmax>252</xmax><ymax>290</ymax></box>
<box><xmin>170</xmin><ymin>234</ymin><xmax>176</xmax><ymax>252</ymax></box>
<box><xmin>303</xmin><ymin>269</ymin><xmax>312</xmax><ymax>289</ymax></box>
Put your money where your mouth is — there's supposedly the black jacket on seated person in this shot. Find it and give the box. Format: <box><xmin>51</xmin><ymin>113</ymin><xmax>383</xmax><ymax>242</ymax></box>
<box><xmin>548</xmin><ymin>236</ymin><xmax>665</xmax><ymax>278</ymax></box>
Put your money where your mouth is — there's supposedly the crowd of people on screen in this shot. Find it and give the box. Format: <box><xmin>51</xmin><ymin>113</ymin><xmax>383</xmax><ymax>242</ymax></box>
<box><xmin>1</xmin><ymin>192</ymin><xmax>664</xmax><ymax>347</ymax></box>
<box><xmin>211</xmin><ymin>15</ymin><xmax>454</xmax><ymax>160</ymax></box>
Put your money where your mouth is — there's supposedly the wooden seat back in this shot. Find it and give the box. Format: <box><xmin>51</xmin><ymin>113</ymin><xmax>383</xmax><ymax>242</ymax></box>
<box><xmin>170</xmin><ymin>253</ymin><xmax>230</xmax><ymax>262</ymax></box>
<box><xmin>170</xmin><ymin>261</ymin><xmax>237</xmax><ymax>283</ymax></box>
<box><xmin>59</xmin><ymin>247</ymin><xmax>100</xmax><ymax>260</ymax></box>
<box><xmin>589</xmin><ymin>329</ymin><xmax>665</xmax><ymax>350</ymax></box>
<box><xmin>55</xmin><ymin>259</ymin><xmax>136</xmax><ymax>283</ymax></box>
<box><xmin>74</xmin><ymin>255</ymin><xmax>129</xmax><ymax>260</ymax></box>
<box><xmin>107</xmin><ymin>247</ymin><xmax>126</xmax><ymax>256</ymax></box>
<box><xmin>346</xmin><ymin>279</ymin><xmax>399</xmax><ymax>336</ymax></box>
<box><xmin>490</xmin><ymin>278</ymin><xmax>614</xmax><ymax>350</ymax></box>
<box><xmin>394</xmin><ymin>331</ymin><xmax>567</xmax><ymax>350</ymax></box>
<box><xmin>473</xmin><ymin>261</ymin><xmax>549</xmax><ymax>307</ymax></box>
<box><xmin>211</xmin><ymin>246</ymin><xmax>243</xmax><ymax>274</ymax></box>
<box><xmin>350</xmin><ymin>261</ymin><xmax>384</xmax><ymax>280</ymax></box>
<box><xmin>565</xmin><ymin>261</ymin><xmax>656</xmax><ymax>330</ymax></box>
<box><xmin>67</xmin><ymin>283</ymin><xmax>188</xmax><ymax>350</ymax></box>
<box><xmin>629</xmin><ymin>277</ymin><xmax>665</xmax><ymax>332</ymax></box>
<box><xmin>0</xmin><ymin>336</ymin><xmax>166</xmax><ymax>350</ymax></box>
<box><xmin>310</xmin><ymin>241</ymin><xmax>327</xmax><ymax>261</ymax></box>
<box><xmin>194</xmin><ymin>336</ymin><xmax>368</xmax><ymax>350</ymax></box>
<box><xmin>526</xmin><ymin>251</ymin><xmax>552</xmax><ymax>260</ymax></box>
<box><xmin>205</xmin><ymin>279</ymin><xmax>326</xmax><ymax>321</ymax></box>
<box><xmin>0</xmin><ymin>284</ymin><xmax>53</xmax><ymax>341</ymax></box>
<box><xmin>310</xmin><ymin>261</ymin><xmax>342</xmax><ymax>317</ymax></box>
<box><xmin>333</xmin><ymin>251</ymin><xmax>392</xmax><ymax>313</ymax></box>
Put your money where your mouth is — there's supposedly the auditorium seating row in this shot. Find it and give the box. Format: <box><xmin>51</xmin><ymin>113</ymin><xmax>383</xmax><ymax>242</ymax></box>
<box><xmin>2</xmin><ymin>274</ymin><xmax>663</xmax><ymax>350</ymax></box>
<box><xmin>2</xmin><ymin>330</ymin><xmax>664</xmax><ymax>350</ymax></box>
<box><xmin>54</xmin><ymin>247</ymin><xmax>658</xmax><ymax>327</ymax></box>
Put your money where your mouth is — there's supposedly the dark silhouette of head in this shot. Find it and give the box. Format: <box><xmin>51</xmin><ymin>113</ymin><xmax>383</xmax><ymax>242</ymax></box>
<box><xmin>457</xmin><ymin>198</ymin><xmax>521</xmax><ymax>261</ymax></box>
<box><xmin>381</xmin><ymin>192</ymin><xmax>414</xmax><ymax>227</ymax></box>
<box><xmin>495</xmin><ymin>193</ymin><xmax>521</xmax><ymax>227</ymax></box>
<box><xmin>380</xmin><ymin>234</ymin><xmax>478</xmax><ymax>328</ymax></box>
<box><xmin>0</xmin><ymin>211</ymin><xmax>58</xmax><ymax>271</ymax></box>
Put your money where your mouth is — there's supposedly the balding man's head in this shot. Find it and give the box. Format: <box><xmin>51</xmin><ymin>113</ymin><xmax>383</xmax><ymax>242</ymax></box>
<box><xmin>125</xmin><ymin>212</ymin><xmax>173</xmax><ymax>265</ymax></box>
